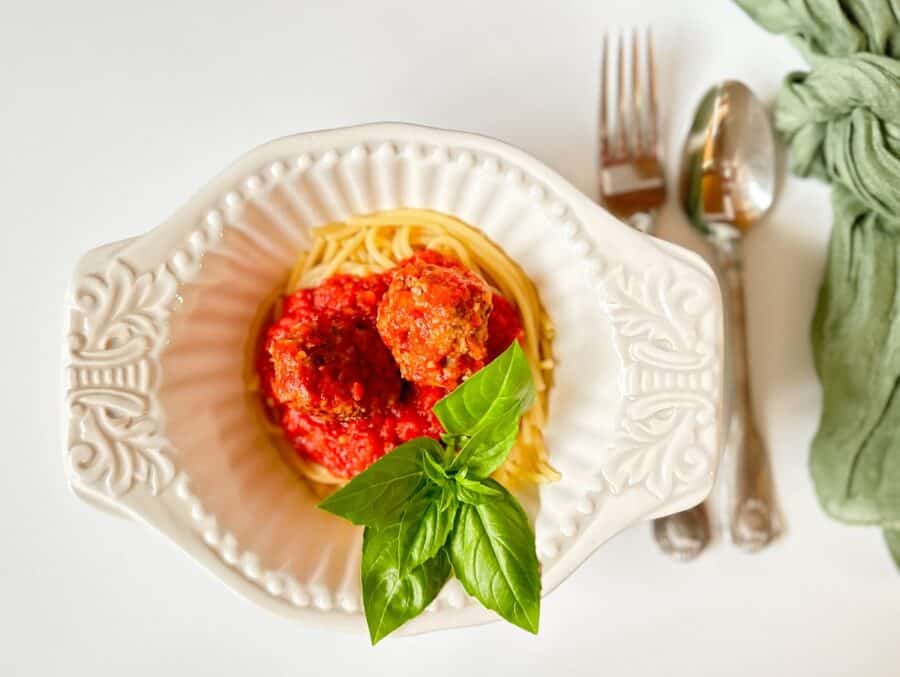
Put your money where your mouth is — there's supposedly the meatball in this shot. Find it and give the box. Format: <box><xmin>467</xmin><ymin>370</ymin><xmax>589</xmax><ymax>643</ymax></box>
<box><xmin>376</xmin><ymin>252</ymin><xmax>493</xmax><ymax>389</ymax></box>
<box><xmin>266</xmin><ymin>311</ymin><xmax>401</xmax><ymax>420</ymax></box>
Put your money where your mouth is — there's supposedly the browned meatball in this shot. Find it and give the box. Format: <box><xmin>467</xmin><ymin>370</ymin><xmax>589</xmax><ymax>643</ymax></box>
<box><xmin>376</xmin><ymin>251</ymin><xmax>492</xmax><ymax>389</ymax></box>
<box><xmin>266</xmin><ymin>311</ymin><xmax>401</xmax><ymax>421</ymax></box>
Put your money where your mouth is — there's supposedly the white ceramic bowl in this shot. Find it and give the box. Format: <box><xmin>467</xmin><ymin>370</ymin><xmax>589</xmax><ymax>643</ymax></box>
<box><xmin>63</xmin><ymin>123</ymin><xmax>724</xmax><ymax>635</ymax></box>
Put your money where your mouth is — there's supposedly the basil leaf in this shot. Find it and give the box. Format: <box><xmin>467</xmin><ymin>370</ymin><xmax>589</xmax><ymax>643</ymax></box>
<box><xmin>362</xmin><ymin>525</ymin><xmax>451</xmax><ymax>644</ymax></box>
<box><xmin>441</xmin><ymin>433</ymin><xmax>463</xmax><ymax>450</ymax></box>
<box><xmin>318</xmin><ymin>437</ymin><xmax>443</xmax><ymax>527</ymax></box>
<box><xmin>396</xmin><ymin>487</ymin><xmax>458</xmax><ymax>575</ymax></box>
<box><xmin>453</xmin><ymin>420</ymin><xmax>519</xmax><ymax>479</ymax></box>
<box><xmin>448</xmin><ymin>479</ymin><xmax>540</xmax><ymax>634</ymax></box>
<box><xmin>433</xmin><ymin>342</ymin><xmax>535</xmax><ymax>478</ymax></box>
<box><xmin>421</xmin><ymin>450</ymin><xmax>449</xmax><ymax>486</ymax></box>
<box><xmin>438</xmin><ymin>483</ymin><xmax>457</xmax><ymax>513</ymax></box>
<box><xmin>455</xmin><ymin>476</ymin><xmax>503</xmax><ymax>505</ymax></box>
<box><xmin>434</xmin><ymin>341</ymin><xmax>534</xmax><ymax>437</ymax></box>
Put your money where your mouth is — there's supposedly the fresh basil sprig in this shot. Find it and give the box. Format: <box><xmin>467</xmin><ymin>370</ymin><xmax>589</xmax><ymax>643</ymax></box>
<box><xmin>318</xmin><ymin>342</ymin><xmax>542</xmax><ymax>644</ymax></box>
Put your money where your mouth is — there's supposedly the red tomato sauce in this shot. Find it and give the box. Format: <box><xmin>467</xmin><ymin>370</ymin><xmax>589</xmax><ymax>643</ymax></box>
<box><xmin>258</xmin><ymin>250</ymin><xmax>524</xmax><ymax>479</ymax></box>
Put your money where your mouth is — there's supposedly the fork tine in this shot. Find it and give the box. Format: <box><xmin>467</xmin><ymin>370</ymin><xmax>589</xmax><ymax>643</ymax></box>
<box><xmin>631</xmin><ymin>27</ymin><xmax>643</xmax><ymax>154</ymax></box>
<box><xmin>599</xmin><ymin>32</ymin><xmax>609</xmax><ymax>161</ymax></box>
<box><xmin>616</xmin><ymin>31</ymin><xmax>627</xmax><ymax>157</ymax></box>
<box><xmin>646</xmin><ymin>26</ymin><xmax>659</xmax><ymax>151</ymax></box>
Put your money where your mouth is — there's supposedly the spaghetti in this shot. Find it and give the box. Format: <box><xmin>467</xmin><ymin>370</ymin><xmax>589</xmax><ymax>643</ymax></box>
<box><xmin>246</xmin><ymin>208</ymin><xmax>558</xmax><ymax>488</ymax></box>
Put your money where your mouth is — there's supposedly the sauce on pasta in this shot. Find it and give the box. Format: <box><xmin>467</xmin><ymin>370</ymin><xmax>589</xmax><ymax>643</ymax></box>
<box><xmin>257</xmin><ymin>251</ymin><xmax>522</xmax><ymax>478</ymax></box>
<box><xmin>245</xmin><ymin>209</ymin><xmax>557</xmax><ymax>488</ymax></box>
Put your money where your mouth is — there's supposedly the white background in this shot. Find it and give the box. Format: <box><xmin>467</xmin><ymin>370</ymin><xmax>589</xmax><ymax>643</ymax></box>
<box><xmin>2</xmin><ymin>1</ymin><xmax>898</xmax><ymax>675</ymax></box>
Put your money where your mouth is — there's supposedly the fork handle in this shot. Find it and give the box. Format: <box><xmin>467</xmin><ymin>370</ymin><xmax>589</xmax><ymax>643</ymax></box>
<box><xmin>713</xmin><ymin>239</ymin><xmax>781</xmax><ymax>552</ymax></box>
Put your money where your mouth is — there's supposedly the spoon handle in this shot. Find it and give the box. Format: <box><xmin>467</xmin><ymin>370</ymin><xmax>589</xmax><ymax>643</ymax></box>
<box><xmin>714</xmin><ymin>240</ymin><xmax>781</xmax><ymax>551</ymax></box>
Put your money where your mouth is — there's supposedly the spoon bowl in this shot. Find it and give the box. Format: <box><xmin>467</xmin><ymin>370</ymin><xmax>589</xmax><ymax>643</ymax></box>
<box><xmin>680</xmin><ymin>81</ymin><xmax>776</xmax><ymax>239</ymax></box>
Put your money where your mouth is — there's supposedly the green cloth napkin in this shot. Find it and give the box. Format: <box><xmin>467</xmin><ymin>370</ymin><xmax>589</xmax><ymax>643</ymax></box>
<box><xmin>736</xmin><ymin>0</ymin><xmax>900</xmax><ymax>566</ymax></box>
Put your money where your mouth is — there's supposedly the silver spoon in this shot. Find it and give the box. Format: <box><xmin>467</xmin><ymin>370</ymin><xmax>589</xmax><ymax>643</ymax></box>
<box><xmin>678</xmin><ymin>79</ymin><xmax>782</xmax><ymax>552</ymax></box>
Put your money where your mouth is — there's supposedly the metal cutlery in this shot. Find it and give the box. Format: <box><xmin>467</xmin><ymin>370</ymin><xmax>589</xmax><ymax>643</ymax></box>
<box><xmin>597</xmin><ymin>28</ymin><xmax>665</xmax><ymax>231</ymax></box>
<box><xmin>679</xmin><ymin>80</ymin><xmax>782</xmax><ymax>552</ymax></box>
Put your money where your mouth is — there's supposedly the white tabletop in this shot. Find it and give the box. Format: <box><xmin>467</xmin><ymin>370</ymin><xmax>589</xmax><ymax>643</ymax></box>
<box><xmin>3</xmin><ymin>1</ymin><xmax>897</xmax><ymax>675</ymax></box>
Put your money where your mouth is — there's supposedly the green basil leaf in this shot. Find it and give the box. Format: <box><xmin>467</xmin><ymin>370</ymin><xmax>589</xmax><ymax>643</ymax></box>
<box><xmin>318</xmin><ymin>437</ymin><xmax>443</xmax><ymax>527</ymax></box>
<box><xmin>396</xmin><ymin>487</ymin><xmax>458</xmax><ymax>575</ymax></box>
<box><xmin>448</xmin><ymin>479</ymin><xmax>540</xmax><ymax>634</ymax></box>
<box><xmin>362</xmin><ymin>525</ymin><xmax>451</xmax><ymax>644</ymax></box>
<box><xmin>455</xmin><ymin>476</ymin><xmax>503</xmax><ymax>505</ymax></box>
<box><xmin>453</xmin><ymin>420</ymin><xmax>519</xmax><ymax>480</ymax></box>
<box><xmin>421</xmin><ymin>450</ymin><xmax>449</xmax><ymax>486</ymax></box>
<box><xmin>438</xmin><ymin>483</ymin><xmax>457</xmax><ymax>513</ymax></box>
<box><xmin>433</xmin><ymin>341</ymin><xmax>534</xmax><ymax>437</ymax></box>
<box><xmin>433</xmin><ymin>342</ymin><xmax>535</xmax><ymax>478</ymax></box>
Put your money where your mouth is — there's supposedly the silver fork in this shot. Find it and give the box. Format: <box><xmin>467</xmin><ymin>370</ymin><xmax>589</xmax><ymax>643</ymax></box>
<box><xmin>598</xmin><ymin>28</ymin><xmax>665</xmax><ymax>231</ymax></box>
<box><xmin>598</xmin><ymin>28</ymin><xmax>712</xmax><ymax>561</ymax></box>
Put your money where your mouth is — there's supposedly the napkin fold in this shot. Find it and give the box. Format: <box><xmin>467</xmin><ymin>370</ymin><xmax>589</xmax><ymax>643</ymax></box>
<box><xmin>736</xmin><ymin>0</ymin><xmax>900</xmax><ymax>565</ymax></box>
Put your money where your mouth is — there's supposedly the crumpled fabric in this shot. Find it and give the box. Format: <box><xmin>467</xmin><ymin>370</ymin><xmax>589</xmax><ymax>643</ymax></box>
<box><xmin>736</xmin><ymin>0</ymin><xmax>900</xmax><ymax>565</ymax></box>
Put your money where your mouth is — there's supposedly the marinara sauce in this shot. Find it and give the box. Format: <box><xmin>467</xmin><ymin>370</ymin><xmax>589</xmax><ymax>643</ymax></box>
<box><xmin>258</xmin><ymin>250</ymin><xmax>523</xmax><ymax>479</ymax></box>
